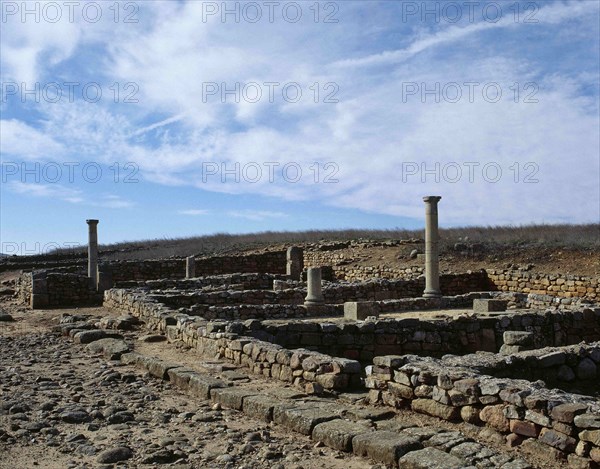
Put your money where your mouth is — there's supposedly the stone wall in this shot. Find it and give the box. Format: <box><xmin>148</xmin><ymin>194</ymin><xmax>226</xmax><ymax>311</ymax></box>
<box><xmin>115</xmin><ymin>273</ymin><xmax>285</xmax><ymax>291</ymax></box>
<box><xmin>487</xmin><ymin>270</ymin><xmax>599</xmax><ymax>300</ymax></box>
<box><xmin>226</xmin><ymin>308</ymin><xmax>600</xmax><ymax>362</ymax></box>
<box><xmin>0</xmin><ymin>258</ymin><xmax>87</xmax><ymax>273</ymax></box>
<box><xmin>171</xmin><ymin>319</ymin><xmax>362</xmax><ymax>391</ymax></box>
<box><xmin>102</xmin><ymin>289</ymin><xmax>359</xmax><ymax>391</ymax></box>
<box><xmin>148</xmin><ymin>289</ymin><xmax>305</xmax><ymax>308</ymax></box>
<box><xmin>104</xmin><ymin>281</ymin><xmax>600</xmax><ymax>362</ymax></box>
<box><xmin>16</xmin><ymin>271</ymin><xmax>101</xmax><ymax>308</ymax></box>
<box><xmin>303</xmin><ymin>240</ymin><xmax>422</xmax><ymax>282</ymax></box>
<box><xmin>109</xmin><ymin>251</ymin><xmax>287</xmax><ymax>283</ymax></box>
<box><xmin>103</xmin><ymin>288</ymin><xmax>341</xmax><ymax>322</ymax></box>
<box><xmin>303</xmin><ymin>244</ymin><xmax>600</xmax><ymax>301</ymax></box>
<box><xmin>365</xmin><ymin>348</ymin><xmax>600</xmax><ymax>467</ymax></box>
<box><xmin>321</xmin><ymin>271</ymin><xmax>489</xmax><ymax>302</ymax></box>
<box><xmin>104</xmin><ymin>272</ymin><xmax>490</xmax><ymax>315</ymax></box>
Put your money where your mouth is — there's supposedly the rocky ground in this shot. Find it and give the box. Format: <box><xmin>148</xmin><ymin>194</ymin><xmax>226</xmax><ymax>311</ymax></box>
<box><xmin>0</xmin><ymin>313</ymin><xmax>371</xmax><ymax>469</ymax></box>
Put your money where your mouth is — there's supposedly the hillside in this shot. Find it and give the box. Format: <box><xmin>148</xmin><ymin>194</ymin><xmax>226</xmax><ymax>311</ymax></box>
<box><xmin>1</xmin><ymin>224</ymin><xmax>598</xmax><ymax>276</ymax></box>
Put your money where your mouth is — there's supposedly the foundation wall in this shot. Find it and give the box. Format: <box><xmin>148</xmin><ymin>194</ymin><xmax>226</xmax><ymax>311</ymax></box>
<box><xmin>16</xmin><ymin>271</ymin><xmax>101</xmax><ymax>308</ymax></box>
<box><xmin>233</xmin><ymin>308</ymin><xmax>600</xmax><ymax>361</ymax></box>
<box><xmin>102</xmin><ymin>289</ymin><xmax>358</xmax><ymax>390</ymax></box>
<box><xmin>366</xmin><ymin>347</ymin><xmax>600</xmax><ymax>465</ymax></box>
<box><xmin>104</xmin><ymin>284</ymin><xmax>600</xmax><ymax>362</ymax></box>
<box><xmin>487</xmin><ymin>269</ymin><xmax>599</xmax><ymax>300</ymax></box>
<box><xmin>109</xmin><ymin>251</ymin><xmax>287</xmax><ymax>283</ymax></box>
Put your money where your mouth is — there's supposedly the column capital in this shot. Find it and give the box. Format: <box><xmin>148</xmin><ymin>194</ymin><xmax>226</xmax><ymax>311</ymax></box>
<box><xmin>422</xmin><ymin>196</ymin><xmax>441</xmax><ymax>203</ymax></box>
<box><xmin>86</xmin><ymin>219</ymin><xmax>99</xmax><ymax>225</ymax></box>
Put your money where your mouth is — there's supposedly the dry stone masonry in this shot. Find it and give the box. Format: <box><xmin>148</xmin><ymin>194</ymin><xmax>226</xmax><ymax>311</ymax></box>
<box><xmin>365</xmin><ymin>345</ymin><xmax>600</xmax><ymax>467</ymax></box>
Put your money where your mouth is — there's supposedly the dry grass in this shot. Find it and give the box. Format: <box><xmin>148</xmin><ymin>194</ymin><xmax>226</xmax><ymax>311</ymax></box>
<box><xmin>34</xmin><ymin>223</ymin><xmax>598</xmax><ymax>261</ymax></box>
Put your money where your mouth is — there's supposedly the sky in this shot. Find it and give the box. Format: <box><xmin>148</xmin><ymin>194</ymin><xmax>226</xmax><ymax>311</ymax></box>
<box><xmin>1</xmin><ymin>0</ymin><xmax>599</xmax><ymax>254</ymax></box>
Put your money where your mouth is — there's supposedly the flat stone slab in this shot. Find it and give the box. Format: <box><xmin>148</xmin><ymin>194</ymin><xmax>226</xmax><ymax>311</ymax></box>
<box><xmin>85</xmin><ymin>338</ymin><xmax>130</xmax><ymax>360</ymax></box>
<box><xmin>503</xmin><ymin>331</ymin><xmax>533</xmax><ymax>346</ymax></box>
<box><xmin>166</xmin><ymin>368</ymin><xmax>198</xmax><ymax>390</ymax></box>
<box><xmin>144</xmin><ymin>358</ymin><xmax>181</xmax><ymax>380</ymax></box>
<box><xmin>242</xmin><ymin>395</ymin><xmax>283</xmax><ymax>422</ymax></box>
<box><xmin>473</xmin><ymin>299</ymin><xmax>507</xmax><ymax>313</ymax></box>
<box><xmin>188</xmin><ymin>374</ymin><xmax>227</xmax><ymax>399</ymax></box>
<box><xmin>273</xmin><ymin>404</ymin><xmax>340</xmax><ymax>435</ymax></box>
<box><xmin>352</xmin><ymin>431</ymin><xmax>422</xmax><ymax>466</ymax></box>
<box><xmin>312</xmin><ymin>419</ymin><xmax>372</xmax><ymax>451</ymax></box>
<box><xmin>74</xmin><ymin>330</ymin><xmax>119</xmax><ymax>344</ymax></box>
<box><xmin>398</xmin><ymin>447</ymin><xmax>465</xmax><ymax>469</ymax></box>
<box><xmin>210</xmin><ymin>387</ymin><xmax>259</xmax><ymax>410</ymax></box>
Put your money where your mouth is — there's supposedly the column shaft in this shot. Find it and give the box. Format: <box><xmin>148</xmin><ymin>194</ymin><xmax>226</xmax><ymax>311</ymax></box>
<box><xmin>423</xmin><ymin>196</ymin><xmax>442</xmax><ymax>298</ymax></box>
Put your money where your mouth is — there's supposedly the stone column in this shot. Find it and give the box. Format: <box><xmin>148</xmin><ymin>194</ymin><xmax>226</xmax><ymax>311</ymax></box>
<box><xmin>304</xmin><ymin>267</ymin><xmax>324</xmax><ymax>305</ymax></box>
<box><xmin>422</xmin><ymin>196</ymin><xmax>442</xmax><ymax>298</ymax></box>
<box><xmin>86</xmin><ymin>219</ymin><xmax>99</xmax><ymax>290</ymax></box>
<box><xmin>186</xmin><ymin>256</ymin><xmax>196</xmax><ymax>279</ymax></box>
<box><xmin>286</xmin><ymin>246</ymin><xmax>303</xmax><ymax>281</ymax></box>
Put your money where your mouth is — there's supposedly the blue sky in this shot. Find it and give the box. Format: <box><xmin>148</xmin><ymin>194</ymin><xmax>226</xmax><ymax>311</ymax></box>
<box><xmin>1</xmin><ymin>0</ymin><xmax>599</xmax><ymax>253</ymax></box>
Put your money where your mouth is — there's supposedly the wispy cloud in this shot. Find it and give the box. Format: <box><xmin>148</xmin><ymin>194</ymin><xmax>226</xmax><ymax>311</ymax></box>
<box><xmin>332</xmin><ymin>0</ymin><xmax>599</xmax><ymax>69</ymax></box>
<box><xmin>0</xmin><ymin>120</ymin><xmax>65</xmax><ymax>160</ymax></box>
<box><xmin>178</xmin><ymin>209</ymin><xmax>210</xmax><ymax>216</ymax></box>
<box><xmin>227</xmin><ymin>210</ymin><xmax>287</xmax><ymax>221</ymax></box>
<box><xmin>93</xmin><ymin>195</ymin><xmax>135</xmax><ymax>209</ymax></box>
<box><xmin>8</xmin><ymin>182</ymin><xmax>84</xmax><ymax>204</ymax></box>
<box><xmin>7</xmin><ymin>182</ymin><xmax>133</xmax><ymax>209</ymax></box>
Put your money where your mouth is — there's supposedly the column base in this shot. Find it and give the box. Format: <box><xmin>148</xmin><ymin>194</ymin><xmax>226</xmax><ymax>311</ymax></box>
<box><xmin>304</xmin><ymin>299</ymin><xmax>325</xmax><ymax>306</ymax></box>
<box><xmin>422</xmin><ymin>291</ymin><xmax>442</xmax><ymax>298</ymax></box>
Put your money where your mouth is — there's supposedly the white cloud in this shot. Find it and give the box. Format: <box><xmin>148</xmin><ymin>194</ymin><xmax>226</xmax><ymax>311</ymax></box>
<box><xmin>6</xmin><ymin>182</ymin><xmax>133</xmax><ymax>208</ymax></box>
<box><xmin>0</xmin><ymin>119</ymin><xmax>65</xmax><ymax>160</ymax></box>
<box><xmin>93</xmin><ymin>195</ymin><xmax>134</xmax><ymax>209</ymax></box>
<box><xmin>227</xmin><ymin>210</ymin><xmax>287</xmax><ymax>221</ymax></box>
<box><xmin>7</xmin><ymin>181</ymin><xmax>84</xmax><ymax>203</ymax></box>
<box><xmin>178</xmin><ymin>209</ymin><xmax>210</xmax><ymax>216</ymax></box>
<box><xmin>333</xmin><ymin>0</ymin><xmax>599</xmax><ymax>69</ymax></box>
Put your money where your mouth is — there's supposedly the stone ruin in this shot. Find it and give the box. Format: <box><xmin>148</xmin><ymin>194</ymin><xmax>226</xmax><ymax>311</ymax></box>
<box><xmin>10</xmin><ymin>196</ymin><xmax>600</xmax><ymax>468</ymax></box>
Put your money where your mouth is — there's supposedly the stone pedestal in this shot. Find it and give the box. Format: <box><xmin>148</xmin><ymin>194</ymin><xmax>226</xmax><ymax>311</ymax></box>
<box><xmin>473</xmin><ymin>299</ymin><xmax>507</xmax><ymax>313</ymax></box>
<box><xmin>344</xmin><ymin>302</ymin><xmax>378</xmax><ymax>320</ymax></box>
<box><xmin>422</xmin><ymin>196</ymin><xmax>442</xmax><ymax>298</ymax></box>
<box><xmin>97</xmin><ymin>264</ymin><xmax>113</xmax><ymax>292</ymax></box>
<box><xmin>304</xmin><ymin>267</ymin><xmax>324</xmax><ymax>305</ymax></box>
<box><xmin>287</xmin><ymin>247</ymin><xmax>303</xmax><ymax>281</ymax></box>
<box><xmin>86</xmin><ymin>219</ymin><xmax>99</xmax><ymax>290</ymax></box>
<box><xmin>186</xmin><ymin>256</ymin><xmax>196</xmax><ymax>279</ymax></box>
